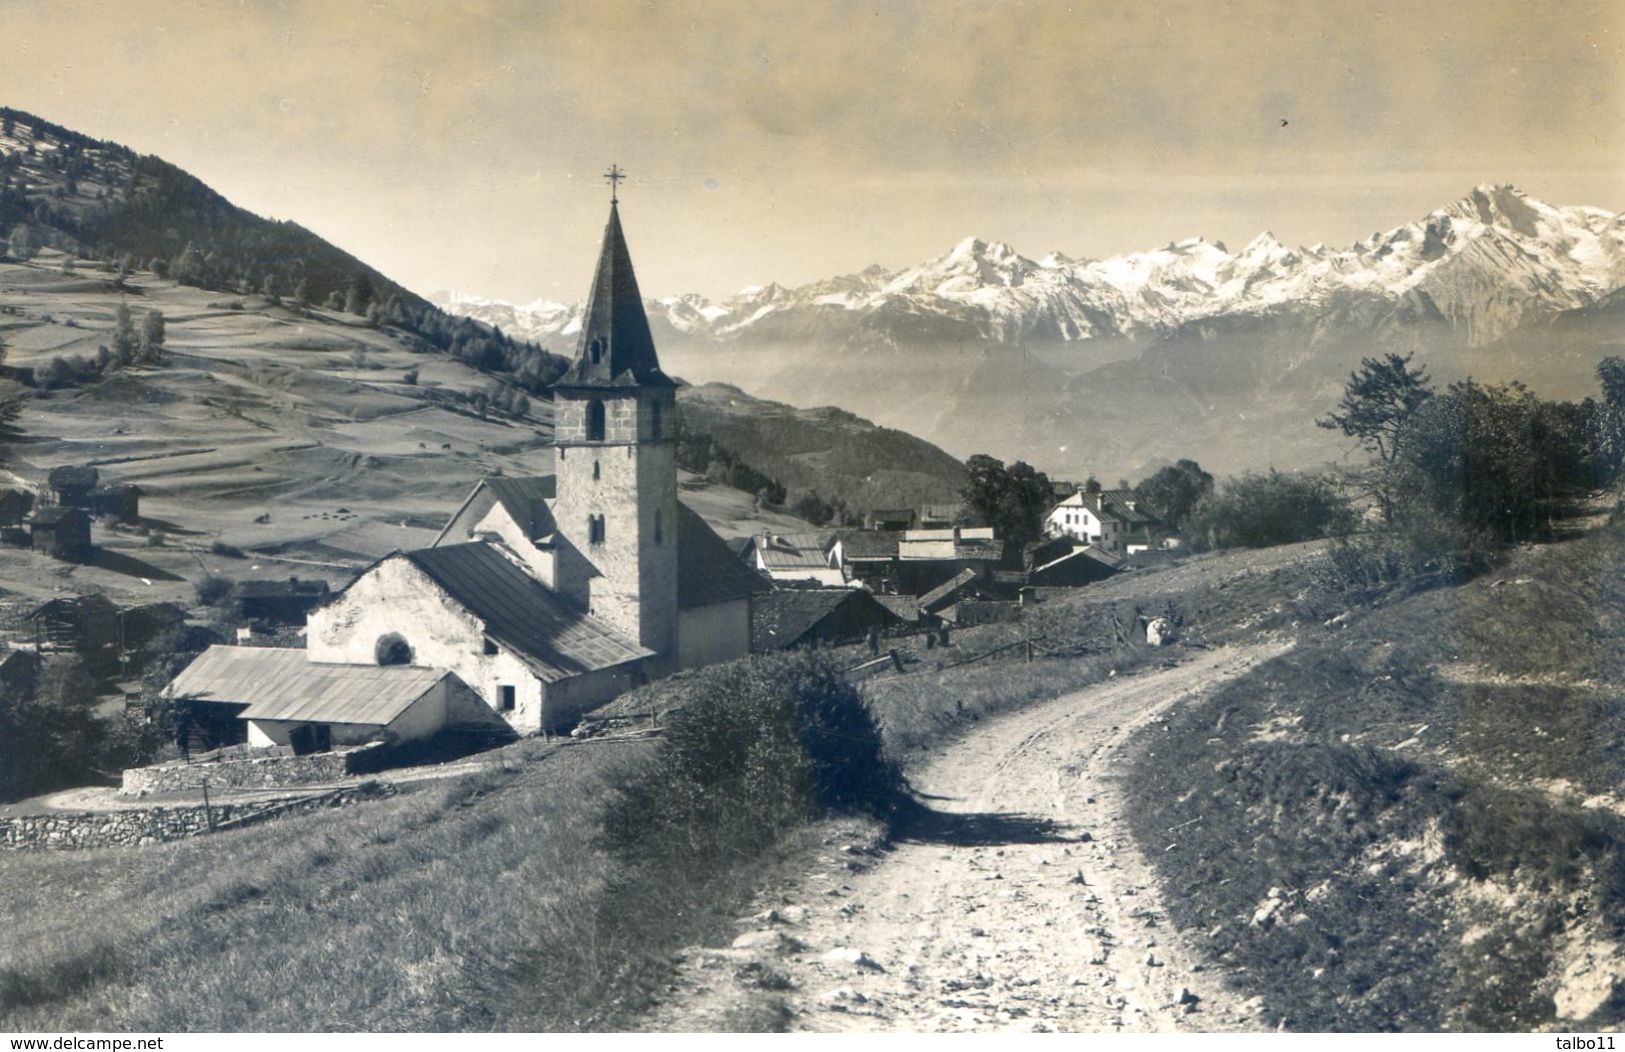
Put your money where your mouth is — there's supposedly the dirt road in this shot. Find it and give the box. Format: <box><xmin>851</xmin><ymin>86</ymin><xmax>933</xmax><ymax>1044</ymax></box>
<box><xmin>652</xmin><ymin>641</ymin><xmax>1290</xmax><ymax>1032</ymax></box>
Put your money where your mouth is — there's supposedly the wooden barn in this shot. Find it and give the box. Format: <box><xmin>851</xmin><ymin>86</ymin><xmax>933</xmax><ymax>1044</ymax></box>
<box><xmin>30</xmin><ymin>506</ymin><xmax>92</xmax><ymax>562</ymax></box>
<box><xmin>27</xmin><ymin>594</ymin><xmax>119</xmax><ymax>651</ymax></box>
<box><xmin>751</xmin><ymin>588</ymin><xmax>903</xmax><ymax>652</ymax></box>
<box><xmin>47</xmin><ymin>466</ymin><xmax>99</xmax><ymax>509</ymax></box>
<box><xmin>238</xmin><ymin>577</ymin><xmax>332</xmax><ymax>625</ymax></box>
<box><xmin>92</xmin><ymin>483</ymin><xmax>141</xmax><ymax>524</ymax></box>
<box><xmin>0</xmin><ymin>487</ymin><xmax>34</xmax><ymax>528</ymax></box>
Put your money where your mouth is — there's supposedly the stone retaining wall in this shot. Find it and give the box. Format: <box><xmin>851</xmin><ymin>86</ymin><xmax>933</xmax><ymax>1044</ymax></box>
<box><xmin>1</xmin><ymin>782</ymin><xmax>392</xmax><ymax>851</ymax></box>
<box><xmin>120</xmin><ymin>744</ymin><xmax>385</xmax><ymax>797</ymax></box>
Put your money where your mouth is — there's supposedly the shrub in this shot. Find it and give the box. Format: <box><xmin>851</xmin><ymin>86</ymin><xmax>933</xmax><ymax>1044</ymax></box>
<box><xmin>194</xmin><ymin>574</ymin><xmax>233</xmax><ymax>606</ymax></box>
<box><xmin>1186</xmin><ymin>469</ymin><xmax>1354</xmax><ymax>551</ymax></box>
<box><xmin>601</xmin><ymin>653</ymin><xmax>901</xmax><ymax>861</ymax></box>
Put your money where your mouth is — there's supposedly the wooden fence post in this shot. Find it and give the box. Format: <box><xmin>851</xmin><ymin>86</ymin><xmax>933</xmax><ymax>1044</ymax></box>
<box><xmin>201</xmin><ymin>778</ymin><xmax>214</xmax><ymax>832</ymax></box>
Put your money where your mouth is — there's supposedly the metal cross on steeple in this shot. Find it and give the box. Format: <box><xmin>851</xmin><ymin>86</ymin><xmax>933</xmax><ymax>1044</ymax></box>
<box><xmin>604</xmin><ymin>163</ymin><xmax>626</xmax><ymax>203</ymax></box>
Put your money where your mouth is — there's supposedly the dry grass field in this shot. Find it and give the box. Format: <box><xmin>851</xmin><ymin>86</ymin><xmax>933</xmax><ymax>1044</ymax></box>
<box><xmin>0</xmin><ymin>255</ymin><xmax>807</xmax><ymax>618</ymax></box>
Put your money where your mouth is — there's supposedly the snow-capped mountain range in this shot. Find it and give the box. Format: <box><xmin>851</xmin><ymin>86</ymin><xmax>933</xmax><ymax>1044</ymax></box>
<box><xmin>444</xmin><ymin>185</ymin><xmax>1624</xmax><ymax>352</ymax></box>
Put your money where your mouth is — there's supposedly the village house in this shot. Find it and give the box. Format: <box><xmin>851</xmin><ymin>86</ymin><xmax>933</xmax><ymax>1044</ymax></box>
<box><xmin>27</xmin><ymin>593</ymin><xmax>118</xmax><ymax>650</ymax></box>
<box><xmin>830</xmin><ymin>525</ymin><xmax>1004</xmax><ymax>596</ymax></box>
<box><xmin>0</xmin><ymin>487</ymin><xmax>34</xmax><ymax>528</ymax></box>
<box><xmin>238</xmin><ymin>577</ymin><xmax>332</xmax><ymax>625</ymax></box>
<box><xmin>750</xmin><ymin>587</ymin><xmax>903</xmax><ymax>652</ymax></box>
<box><xmin>1044</xmin><ymin>488</ymin><xmax>1165</xmax><ymax>556</ymax></box>
<box><xmin>742</xmin><ymin>531</ymin><xmax>845</xmax><ymax>587</ymax></box>
<box><xmin>165</xmin><ymin>646</ymin><xmax>510</xmax><ymax>753</ymax></box>
<box><xmin>47</xmin><ymin>465</ymin><xmax>99</xmax><ymax>509</ymax></box>
<box><xmin>30</xmin><ymin>506</ymin><xmax>92</xmax><ymax>562</ymax></box>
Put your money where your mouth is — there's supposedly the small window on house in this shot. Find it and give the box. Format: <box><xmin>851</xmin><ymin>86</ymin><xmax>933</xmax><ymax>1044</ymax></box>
<box><xmin>589</xmin><ymin>514</ymin><xmax>606</xmax><ymax>544</ymax></box>
<box><xmin>483</xmin><ymin>639</ymin><xmax>499</xmax><ymax>656</ymax></box>
<box><xmin>586</xmin><ymin>399</ymin><xmax>606</xmax><ymax>442</ymax></box>
<box><xmin>499</xmin><ymin>685</ymin><xmax>516</xmax><ymax>712</ymax></box>
<box><xmin>375</xmin><ymin>633</ymin><xmax>413</xmax><ymax>666</ymax></box>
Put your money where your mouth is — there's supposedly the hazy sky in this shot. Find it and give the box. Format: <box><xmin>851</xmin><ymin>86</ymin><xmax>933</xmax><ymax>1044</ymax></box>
<box><xmin>3</xmin><ymin>0</ymin><xmax>1621</xmax><ymax>302</ymax></box>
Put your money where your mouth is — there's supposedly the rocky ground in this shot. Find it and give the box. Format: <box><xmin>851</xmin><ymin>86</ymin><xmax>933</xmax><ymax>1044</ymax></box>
<box><xmin>647</xmin><ymin>641</ymin><xmax>1290</xmax><ymax>1032</ymax></box>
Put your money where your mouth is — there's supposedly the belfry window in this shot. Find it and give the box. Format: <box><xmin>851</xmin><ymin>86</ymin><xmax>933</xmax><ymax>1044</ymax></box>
<box><xmin>586</xmin><ymin>399</ymin><xmax>606</xmax><ymax>442</ymax></box>
<box><xmin>589</xmin><ymin>336</ymin><xmax>605</xmax><ymax>364</ymax></box>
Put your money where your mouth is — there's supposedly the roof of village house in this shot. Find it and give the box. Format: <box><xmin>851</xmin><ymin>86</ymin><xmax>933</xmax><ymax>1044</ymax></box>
<box><xmin>750</xmin><ymin>588</ymin><xmax>899</xmax><ymax>651</ymax></box>
<box><xmin>28</xmin><ymin>593</ymin><xmax>117</xmax><ymax>620</ymax></box>
<box><xmin>1098</xmin><ymin>489</ymin><xmax>1160</xmax><ymax>527</ymax></box>
<box><xmin>867</xmin><ymin>508</ymin><xmax>916</xmax><ymax>526</ymax></box>
<box><xmin>557</xmin><ymin>202</ymin><xmax>673</xmax><ymax>389</ymax></box>
<box><xmin>48</xmin><ymin>466</ymin><xmax>98</xmax><ymax>491</ymax></box>
<box><xmin>166</xmin><ymin>645</ymin><xmax>452</xmax><ymax>726</ymax></box>
<box><xmin>404</xmin><ymin>543</ymin><xmax>652</xmax><ymax>679</ymax></box>
<box><xmin>838</xmin><ymin>530</ymin><xmax>900</xmax><ymax>561</ymax></box>
<box><xmin>1033</xmin><ymin>544</ymin><xmax>1124</xmax><ymax>575</ymax></box>
<box><xmin>677</xmin><ymin>502</ymin><xmax>769</xmax><ymax>607</ymax></box>
<box><xmin>754</xmin><ymin>531</ymin><xmax>837</xmax><ymax>572</ymax></box>
<box><xmin>919</xmin><ymin>568</ymin><xmax>980</xmax><ymax>615</ymax></box>
<box><xmin>30</xmin><ymin>506</ymin><xmax>88</xmax><ymax>527</ymax></box>
<box><xmin>872</xmin><ymin>593</ymin><xmax>921</xmax><ymax>621</ymax></box>
<box><xmin>918</xmin><ymin>503</ymin><xmax>959</xmax><ymax>523</ymax></box>
<box><xmin>238</xmin><ymin>577</ymin><xmax>331</xmax><ymax>600</ymax></box>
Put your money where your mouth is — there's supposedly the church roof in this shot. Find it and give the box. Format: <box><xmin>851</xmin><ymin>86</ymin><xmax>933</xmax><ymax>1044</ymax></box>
<box><xmin>557</xmin><ymin>202</ymin><xmax>673</xmax><ymax>389</ymax></box>
<box><xmin>676</xmin><ymin>501</ymin><xmax>769</xmax><ymax>608</ymax></box>
<box><xmin>404</xmin><ymin>543</ymin><xmax>652</xmax><ymax>681</ymax></box>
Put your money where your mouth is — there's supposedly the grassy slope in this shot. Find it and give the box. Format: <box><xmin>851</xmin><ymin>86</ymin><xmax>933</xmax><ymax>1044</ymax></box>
<box><xmin>0</xmin><ymin>258</ymin><xmax>808</xmax><ymax>615</ymax></box>
<box><xmin>0</xmin><ymin>734</ymin><xmax>839</xmax><ymax>1032</ymax></box>
<box><xmin>1122</xmin><ymin>526</ymin><xmax>1625</xmax><ymax>1031</ymax></box>
<box><xmin>0</xmin><ymin>540</ymin><xmax>1328</xmax><ymax>1032</ymax></box>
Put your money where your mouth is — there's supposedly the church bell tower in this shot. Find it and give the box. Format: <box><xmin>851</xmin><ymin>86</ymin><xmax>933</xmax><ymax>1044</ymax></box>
<box><xmin>551</xmin><ymin>167</ymin><xmax>679</xmax><ymax>668</ymax></box>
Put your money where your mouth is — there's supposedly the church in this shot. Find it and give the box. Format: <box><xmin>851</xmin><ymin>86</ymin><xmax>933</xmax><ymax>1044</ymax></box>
<box><xmin>170</xmin><ymin>191</ymin><xmax>764</xmax><ymax>742</ymax></box>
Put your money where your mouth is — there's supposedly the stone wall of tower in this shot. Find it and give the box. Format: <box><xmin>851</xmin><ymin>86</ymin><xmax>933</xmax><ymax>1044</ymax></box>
<box><xmin>552</xmin><ymin>386</ymin><xmax>678</xmax><ymax>665</ymax></box>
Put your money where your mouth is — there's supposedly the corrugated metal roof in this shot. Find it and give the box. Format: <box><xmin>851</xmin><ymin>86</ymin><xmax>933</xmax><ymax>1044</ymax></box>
<box><xmin>404</xmin><ymin>543</ymin><xmax>651</xmax><ymax>680</ymax></box>
<box><xmin>167</xmin><ymin>645</ymin><xmax>448</xmax><ymax>726</ymax></box>
<box><xmin>756</xmin><ymin>532</ymin><xmax>835</xmax><ymax>571</ymax></box>
<box><xmin>677</xmin><ymin>502</ymin><xmax>768</xmax><ymax>608</ymax></box>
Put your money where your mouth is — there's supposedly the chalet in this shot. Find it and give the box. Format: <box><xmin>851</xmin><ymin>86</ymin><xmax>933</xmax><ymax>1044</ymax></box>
<box><xmin>0</xmin><ymin>487</ymin><xmax>34</xmax><ymax>528</ymax></box>
<box><xmin>745</xmin><ymin>531</ymin><xmax>844</xmax><ymax>587</ymax></box>
<box><xmin>1045</xmin><ymin>489</ymin><xmax>1164</xmax><ymax>556</ymax></box>
<box><xmin>830</xmin><ymin>529</ymin><xmax>901</xmax><ymax>590</ymax></box>
<box><xmin>1028</xmin><ymin>542</ymin><xmax>1122</xmax><ymax>587</ymax></box>
<box><xmin>92</xmin><ymin>483</ymin><xmax>141</xmax><ymax>524</ymax></box>
<box><xmin>865</xmin><ymin>508</ymin><xmax>916</xmax><ymax>531</ymax></box>
<box><xmin>751</xmin><ymin>588</ymin><xmax>903</xmax><ymax>651</ymax></box>
<box><xmin>47</xmin><ymin>466</ymin><xmax>99</xmax><ymax>509</ymax></box>
<box><xmin>894</xmin><ymin>526</ymin><xmax>1003</xmax><ymax>595</ymax></box>
<box><xmin>30</xmin><ymin>506</ymin><xmax>92</xmax><ymax>562</ymax></box>
<box><xmin>166</xmin><ymin>646</ymin><xmax>509</xmax><ymax>753</ymax></box>
<box><xmin>27</xmin><ymin>593</ymin><xmax>119</xmax><ymax>651</ymax></box>
<box><xmin>238</xmin><ymin>577</ymin><xmax>332</xmax><ymax>625</ymax></box>
<box><xmin>917</xmin><ymin>503</ymin><xmax>958</xmax><ymax>529</ymax></box>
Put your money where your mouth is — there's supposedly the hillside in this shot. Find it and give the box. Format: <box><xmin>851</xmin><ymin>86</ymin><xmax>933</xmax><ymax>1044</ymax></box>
<box><xmin>0</xmin><ymin>254</ymin><xmax>818</xmax><ymax>615</ymax></box>
<box><xmin>676</xmin><ymin>382</ymin><xmax>967</xmax><ymax>516</ymax></box>
<box><xmin>446</xmin><ymin>185</ymin><xmax>1625</xmax><ymax>478</ymax></box>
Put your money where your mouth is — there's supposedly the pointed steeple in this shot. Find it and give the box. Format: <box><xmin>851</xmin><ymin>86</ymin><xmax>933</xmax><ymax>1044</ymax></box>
<box><xmin>559</xmin><ymin>201</ymin><xmax>671</xmax><ymax>388</ymax></box>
